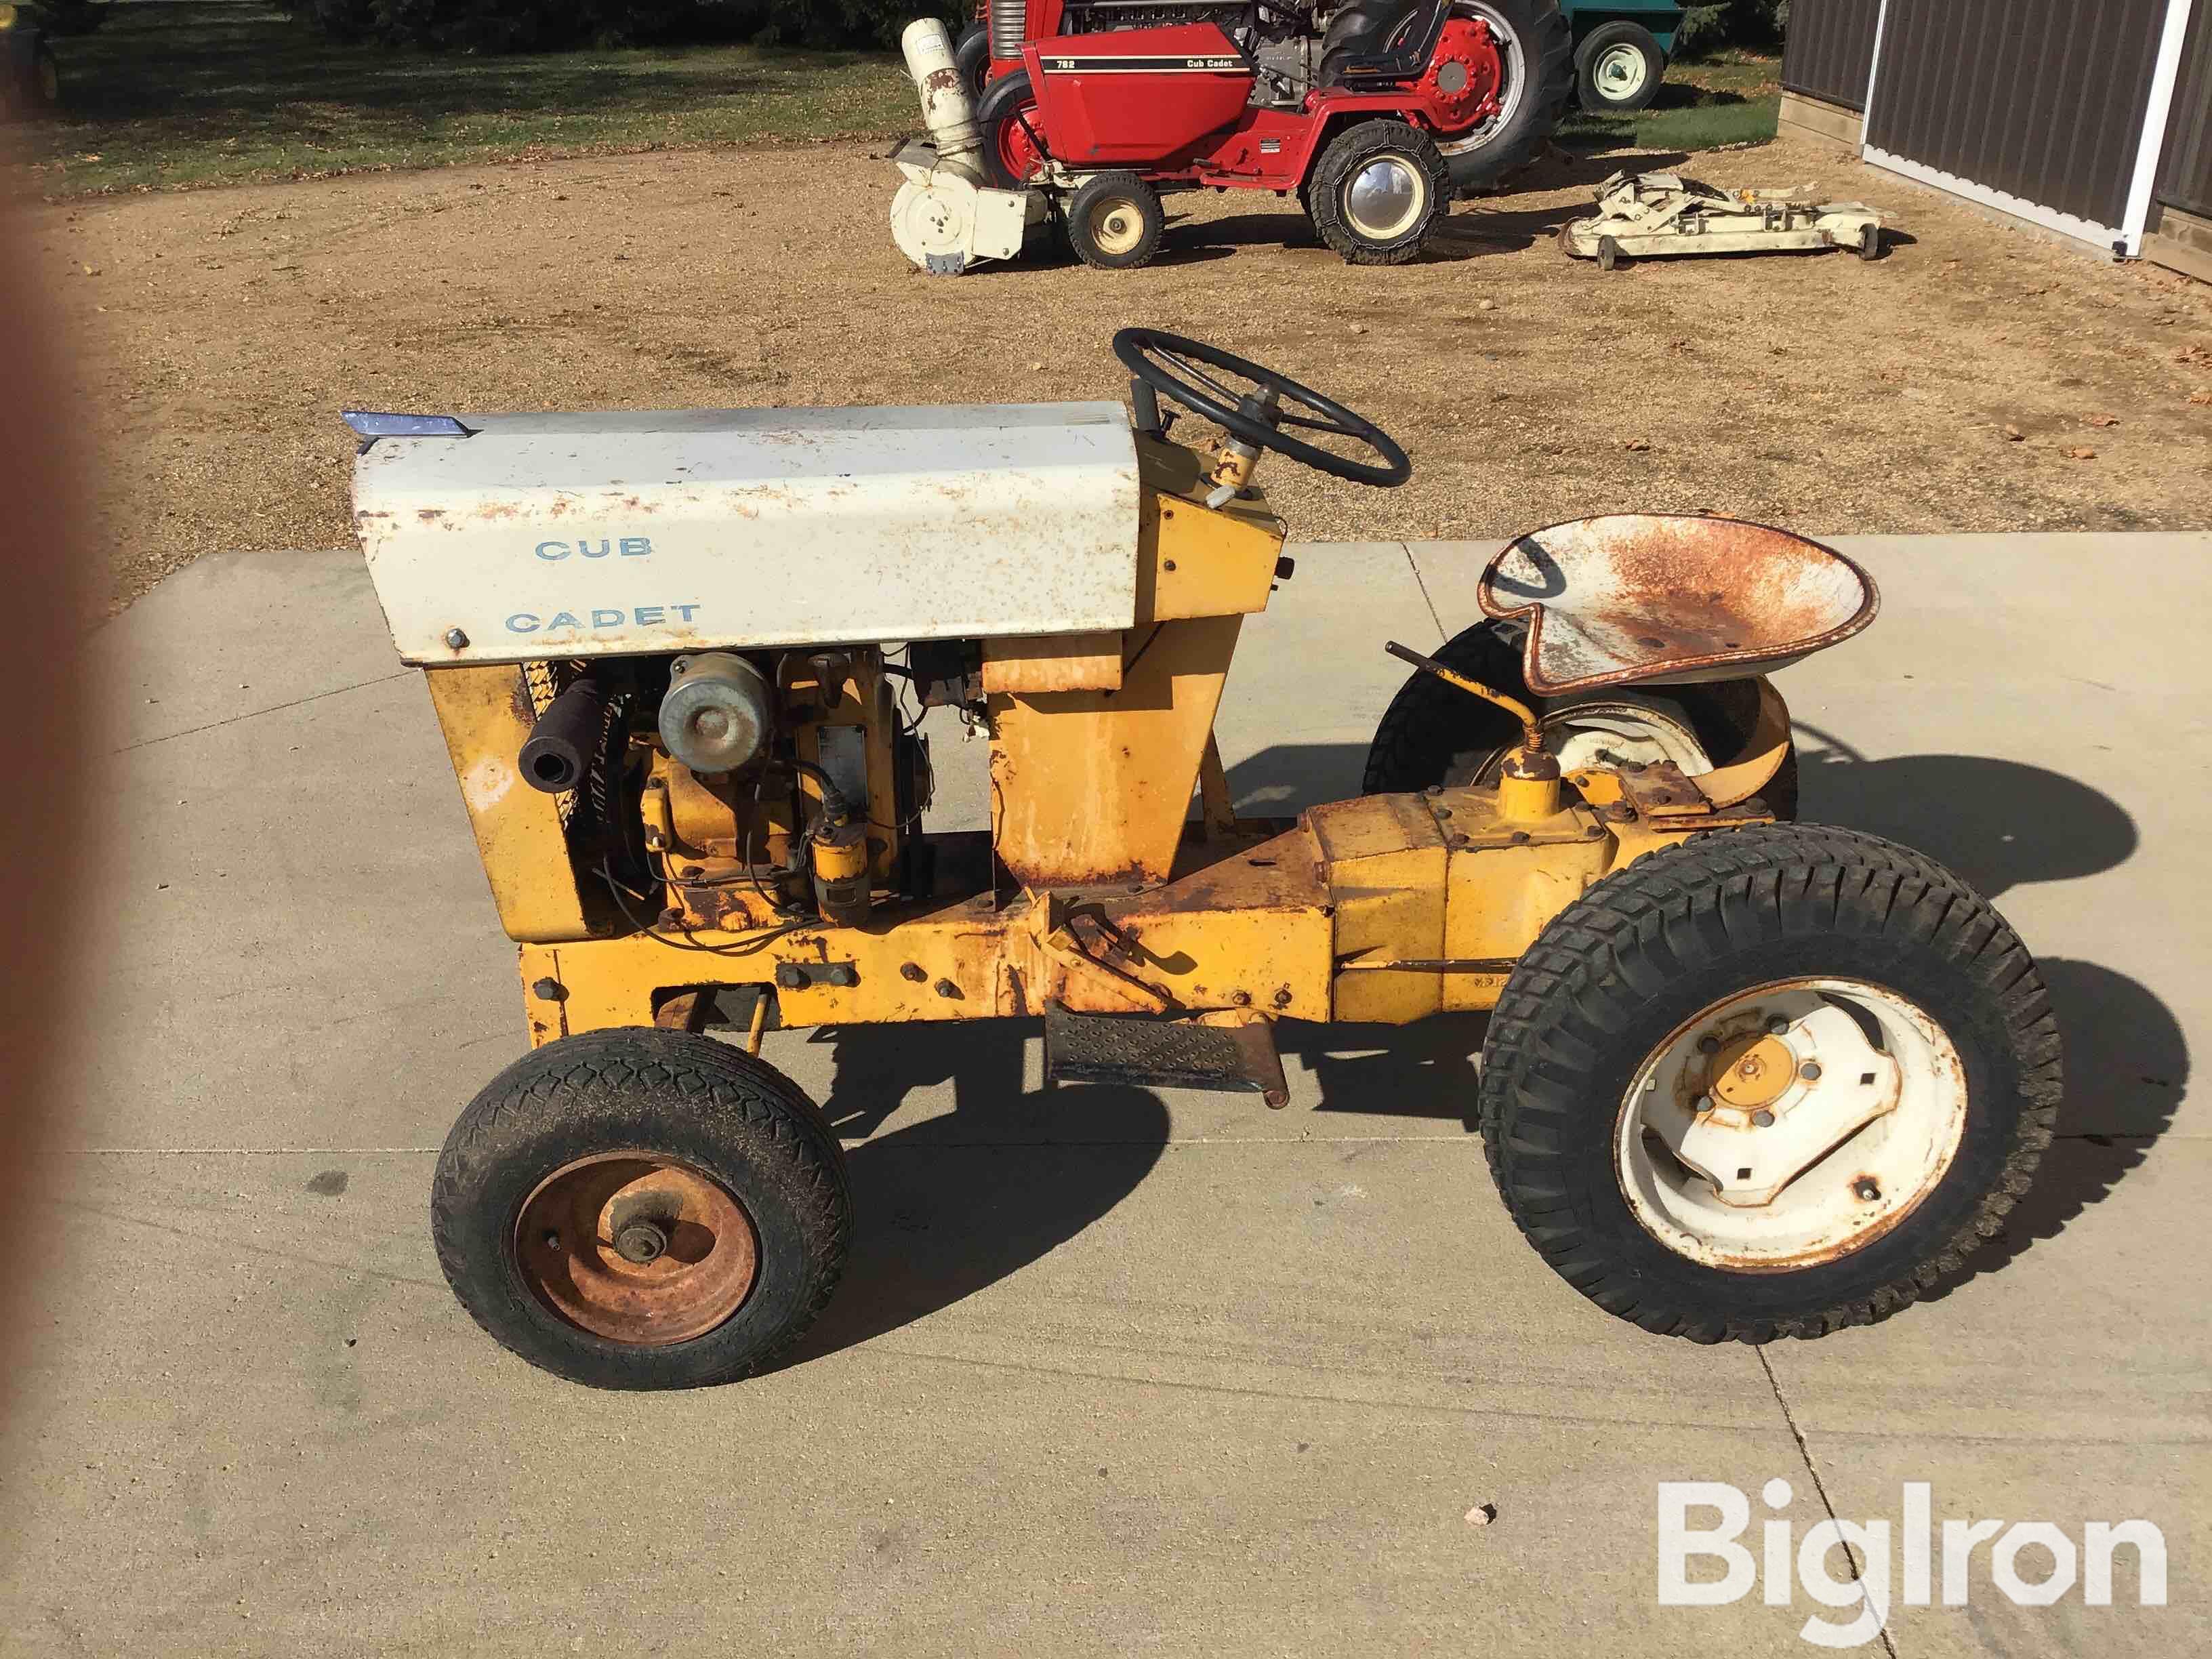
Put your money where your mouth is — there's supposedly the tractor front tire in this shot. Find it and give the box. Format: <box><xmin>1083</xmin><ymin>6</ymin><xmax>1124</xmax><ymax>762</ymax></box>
<box><xmin>1361</xmin><ymin>617</ymin><xmax>1801</xmax><ymax>819</ymax></box>
<box><xmin>1308</xmin><ymin>119</ymin><xmax>1453</xmax><ymax>265</ymax></box>
<box><xmin>1066</xmin><ymin>172</ymin><xmax>1166</xmax><ymax>270</ymax></box>
<box><xmin>1479</xmin><ymin>825</ymin><xmax>2061</xmax><ymax>1343</ymax></box>
<box><xmin>432</xmin><ymin>1028</ymin><xmax>851</xmax><ymax>1390</ymax></box>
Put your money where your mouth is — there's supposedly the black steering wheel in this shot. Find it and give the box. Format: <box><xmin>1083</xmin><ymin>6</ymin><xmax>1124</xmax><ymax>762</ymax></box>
<box><xmin>1112</xmin><ymin>328</ymin><xmax>1412</xmax><ymax>489</ymax></box>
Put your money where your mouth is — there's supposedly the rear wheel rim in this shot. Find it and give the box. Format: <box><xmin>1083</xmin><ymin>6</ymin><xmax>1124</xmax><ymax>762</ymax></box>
<box><xmin>1593</xmin><ymin>41</ymin><xmax>1650</xmax><ymax>102</ymax></box>
<box><xmin>1614</xmin><ymin>979</ymin><xmax>1969</xmax><ymax>1271</ymax></box>
<box><xmin>1343</xmin><ymin>156</ymin><xmax>1427</xmax><ymax>241</ymax></box>
<box><xmin>1436</xmin><ymin>3</ymin><xmax>1526</xmax><ymax>153</ymax></box>
<box><xmin>996</xmin><ymin>103</ymin><xmax>1044</xmax><ymax>184</ymax></box>
<box><xmin>515</xmin><ymin>1153</ymin><xmax>759</xmax><ymax>1345</ymax></box>
<box><xmin>1087</xmin><ymin>197</ymin><xmax>1145</xmax><ymax>256</ymax></box>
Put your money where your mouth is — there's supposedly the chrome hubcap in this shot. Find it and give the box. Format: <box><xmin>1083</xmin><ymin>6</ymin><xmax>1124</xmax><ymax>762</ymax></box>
<box><xmin>1344</xmin><ymin>157</ymin><xmax>1425</xmax><ymax>241</ymax></box>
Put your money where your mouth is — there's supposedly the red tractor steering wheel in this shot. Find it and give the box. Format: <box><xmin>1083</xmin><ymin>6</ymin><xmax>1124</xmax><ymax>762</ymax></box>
<box><xmin>1113</xmin><ymin>329</ymin><xmax>1412</xmax><ymax>489</ymax></box>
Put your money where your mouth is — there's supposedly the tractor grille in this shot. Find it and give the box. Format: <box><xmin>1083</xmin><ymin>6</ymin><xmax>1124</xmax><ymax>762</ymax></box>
<box><xmin>990</xmin><ymin>0</ymin><xmax>1027</xmax><ymax>63</ymax></box>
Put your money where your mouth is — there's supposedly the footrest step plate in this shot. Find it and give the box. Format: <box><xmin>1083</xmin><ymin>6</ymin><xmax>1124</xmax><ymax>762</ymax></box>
<box><xmin>1044</xmin><ymin>1006</ymin><xmax>1290</xmax><ymax>1108</ymax></box>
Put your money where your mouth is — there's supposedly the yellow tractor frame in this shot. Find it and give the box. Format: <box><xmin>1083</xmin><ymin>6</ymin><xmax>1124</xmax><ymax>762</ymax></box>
<box><xmin>424</xmin><ymin>431</ymin><xmax>1790</xmax><ymax>1057</ymax></box>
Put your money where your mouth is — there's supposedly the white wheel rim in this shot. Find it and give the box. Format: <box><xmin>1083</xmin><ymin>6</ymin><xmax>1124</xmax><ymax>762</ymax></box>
<box><xmin>1614</xmin><ymin>979</ymin><xmax>1969</xmax><ymax>1270</ymax></box>
<box><xmin>1088</xmin><ymin>197</ymin><xmax>1145</xmax><ymax>257</ymax></box>
<box><xmin>1593</xmin><ymin>42</ymin><xmax>1650</xmax><ymax>102</ymax></box>
<box><xmin>1343</xmin><ymin>157</ymin><xmax>1427</xmax><ymax>241</ymax></box>
<box><xmin>1436</xmin><ymin>3</ymin><xmax>1527</xmax><ymax>155</ymax></box>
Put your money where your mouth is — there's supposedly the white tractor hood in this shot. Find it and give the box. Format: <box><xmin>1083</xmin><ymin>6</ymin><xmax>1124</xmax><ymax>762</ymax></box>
<box><xmin>351</xmin><ymin>402</ymin><xmax>1142</xmax><ymax>664</ymax></box>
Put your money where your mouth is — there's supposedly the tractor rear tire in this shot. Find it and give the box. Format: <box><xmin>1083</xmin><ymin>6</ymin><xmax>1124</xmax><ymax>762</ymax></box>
<box><xmin>1308</xmin><ymin>119</ymin><xmax>1453</xmax><ymax>265</ymax></box>
<box><xmin>1361</xmin><ymin>617</ymin><xmax>1800</xmax><ymax>818</ymax></box>
<box><xmin>1477</xmin><ymin>824</ymin><xmax>2062</xmax><ymax>1343</ymax></box>
<box><xmin>432</xmin><ymin>1028</ymin><xmax>851</xmax><ymax>1390</ymax></box>
<box><xmin>1574</xmin><ymin>20</ymin><xmax>1665</xmax><ymax>114</ymax></box>
<box><xmin>976</xmin><ymin>66</ymin><xmax>1047</xmax><ymax>190</ymax></box>
<box><xmin>1406</xmin><ymin>1</ymin><xmax>1574</xmax><ymax>194</ymax></box>
<box><xmin>1065</xmin><ymin>172</ymin><xmax>1165</xmax><ymax>270</ymax></box>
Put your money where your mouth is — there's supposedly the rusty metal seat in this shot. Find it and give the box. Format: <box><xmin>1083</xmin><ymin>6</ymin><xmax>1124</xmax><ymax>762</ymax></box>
<box><xmin>1477</xmin><ymin>514</ymin><xmax>1879</xmax><ymax>697</ymax></box>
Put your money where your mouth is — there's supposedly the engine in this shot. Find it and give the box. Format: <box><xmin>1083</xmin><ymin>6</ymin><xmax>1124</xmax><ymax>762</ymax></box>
<box><xmin>522</xmin><ymin>644</ymin><xmax>960</xmax><ymax>938</ymax></box>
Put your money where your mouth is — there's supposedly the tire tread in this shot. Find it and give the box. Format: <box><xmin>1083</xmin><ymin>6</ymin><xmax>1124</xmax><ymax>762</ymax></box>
<box><xmin>1479</xmin><ymin>824</ymin><xmax>2062</xmax><ymax>1344</ymax></box>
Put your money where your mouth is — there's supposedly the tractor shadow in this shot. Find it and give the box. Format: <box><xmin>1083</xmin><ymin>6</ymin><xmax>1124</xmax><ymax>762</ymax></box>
<box><xmin>777</xmin><ymin>1019</ymin><xmax>1171</xmax><ymax>1365</ymax></box>
<box><xmin>1788</xmin><ymin>726</ymin><xmax>2188</xmax><ymax>1296</ymax></box>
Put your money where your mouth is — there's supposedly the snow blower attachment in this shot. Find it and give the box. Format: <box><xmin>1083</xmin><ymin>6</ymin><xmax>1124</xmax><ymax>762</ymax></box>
<box><xmin>889</xmin><ymin>17</ymin><xmax>1047</xmax><ymax>274</ymax></box>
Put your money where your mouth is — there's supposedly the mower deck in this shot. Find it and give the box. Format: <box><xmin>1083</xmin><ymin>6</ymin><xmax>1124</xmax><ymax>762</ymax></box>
<box><xmin>1561</xmin><ymin>170</ymin><xmax>1885</xmax><ymax>267</ymax></box>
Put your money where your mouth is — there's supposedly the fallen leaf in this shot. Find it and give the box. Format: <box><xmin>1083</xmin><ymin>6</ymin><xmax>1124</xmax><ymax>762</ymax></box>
<box><xmin>2003</xmin><ymin>425</ymin><xmax>2024</xmax><ymax>441</ymax></box>
<box><xmin>2064</xmin><ymin>446</ymin><xmax>2097</xmax><ymax>460</ymax></box>
<box><xmin>1624</xmin><ymin>438</ymin><xmax>1650</xmax><ymax>452</ymax></box>
<box><xmin>2083</xmin><ymin>413</ymin><xmax>2121</xmax><ymax>427</ymax></box>
<box><xmin>2177</xmin><ymin>344</ymin><xmax>2212</xmax><ymax>366</ymax></box>
<box><xmin>2189</xmin><ymin>390</ymin><xmax>2212</xmax><ymax>406</ymax></box>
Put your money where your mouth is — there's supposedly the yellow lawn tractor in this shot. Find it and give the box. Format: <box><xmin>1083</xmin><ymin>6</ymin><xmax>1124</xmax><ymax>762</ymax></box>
<box><xmin>350</xmin><ymin>330</ymin><xmax>2061</xmax><ymax>1391</ymax></box>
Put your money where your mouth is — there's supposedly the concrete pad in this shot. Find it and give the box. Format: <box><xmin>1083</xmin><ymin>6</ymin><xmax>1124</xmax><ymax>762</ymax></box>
<box><xmin>26</xmin><ymin>534</ymin><xmax>2202</xmax><ymax>1656</ymax></box>
<box><xmin>5</xmin><ymin>1141</ymin><xmax>1831</xmax><ymax>1659</ymax></box>
<box><xmin>1216</xmin><ymin>540</ymin><xmax>1440</xmax><ymax>814</ymax></box>
<box><xmin>1755</xmin><ymin>1141</ymin><xmax>2211</xmax><ymax>1655</ymax></box>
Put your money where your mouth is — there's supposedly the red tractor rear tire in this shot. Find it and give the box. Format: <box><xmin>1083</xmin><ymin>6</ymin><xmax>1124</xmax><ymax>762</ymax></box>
<box><xmin>975</xmin><ymin>67</ymin><xmax>1048</xmax><ymax>190</ymax></box>
<box><xmin>1319</xmin><ymin>1</ymin><xmax>1573</xmax><ymax>195</ymax></box>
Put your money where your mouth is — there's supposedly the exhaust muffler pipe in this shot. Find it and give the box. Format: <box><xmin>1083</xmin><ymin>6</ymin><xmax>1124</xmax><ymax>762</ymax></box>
<box><xmin>901</xmin><ymin>18</ymin><xmax>984</xmax><ymax>184</ymax></box>
<box><xmin>519</xmin><ymin>675</ymin><xmax>605</xmax><ymax>795</ymax></box>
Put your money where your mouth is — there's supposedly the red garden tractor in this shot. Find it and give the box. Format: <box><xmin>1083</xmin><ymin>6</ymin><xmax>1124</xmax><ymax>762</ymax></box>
<box><xmin>949</xmin><ymin>0</ymin><xmax>1573</xmax><ymax>266</ymax></box>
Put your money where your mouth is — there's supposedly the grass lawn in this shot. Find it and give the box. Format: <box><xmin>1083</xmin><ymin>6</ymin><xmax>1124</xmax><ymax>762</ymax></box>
<box><xmin>18</xmin><ymin>1</ymin><xmax>916</xmax><ymax>197</ymax></box>
<box><xmin>1560</xmin><ymin>48</ymin><xmax>1780</xmax><ymax>153</ymax></box>
<box><xmin>16</xmin><ymin>3</ymin><xmax>1778</xmax><ymax>201</ymax></box>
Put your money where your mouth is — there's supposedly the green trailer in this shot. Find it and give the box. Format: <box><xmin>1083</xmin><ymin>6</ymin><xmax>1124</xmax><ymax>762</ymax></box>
<box><xmin>1561</xmin><ymin>2</ymin><xmax>1685</xmax><ymax>112</ymax></box>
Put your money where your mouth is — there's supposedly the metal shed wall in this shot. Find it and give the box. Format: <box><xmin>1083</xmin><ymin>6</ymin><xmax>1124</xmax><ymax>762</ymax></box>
<box><xmin>1862</xmin><ymin>0</ymin><xmax>2174</xmax><ymax>239</ymax></box>
<box><xmin>2157</xmin><ymin>0</ymin><xmax>2212</xmax><ymax>217</ymax></box>
<box><xmin>1780</xmin><ymin>0</ymin><xmax>1883</xmax><ymax>109</ymax></box>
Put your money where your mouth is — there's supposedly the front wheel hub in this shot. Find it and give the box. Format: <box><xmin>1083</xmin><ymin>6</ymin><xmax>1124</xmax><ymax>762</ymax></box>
<box><xmin>515</xmin><ymin>1153</ymin><xmax>759</xmax><ymax>1345</ymax></box>
<box><xmin>613</xmin><ymin>1218</ymin><xmax>671</xmax><ymax>1264</ymax></box>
